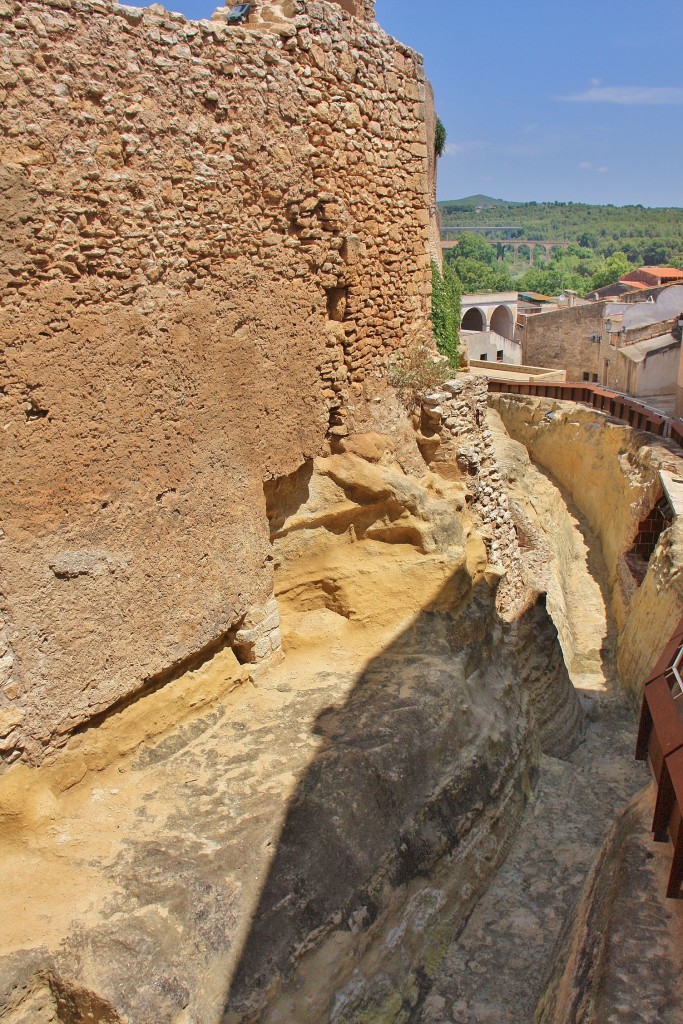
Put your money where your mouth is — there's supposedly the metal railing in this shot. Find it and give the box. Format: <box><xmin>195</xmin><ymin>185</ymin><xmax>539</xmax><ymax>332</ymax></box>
<box><xmin>487</xmin><ymin>378</ymin><xmax>672</xmax><ymax>439</ymax></box>
<box><xmin>666</xmin><ymin>644</ymin><xmax>683</xmax><ymax>702</ymax></box>
<box><xmin>636</xmin><ymin>622</ymin><xmax>683</xmax><ymax>898</ymax></box>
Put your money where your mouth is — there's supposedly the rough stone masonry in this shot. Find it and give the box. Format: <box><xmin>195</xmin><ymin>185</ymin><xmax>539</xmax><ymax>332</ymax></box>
<box><xmin>0</xmin><ymin>0</ymin><xmax>437</xmax><ymax>764</ymax></box>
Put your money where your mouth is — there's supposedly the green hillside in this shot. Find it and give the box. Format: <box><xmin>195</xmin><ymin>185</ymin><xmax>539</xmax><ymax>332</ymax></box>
<box><xmin>437</xmin><ymin>199</ymin><xmax>683</xmax><ymax>264</ymax></box>
<box><xmin>440</xmin><ymin>194</ymin><xmax>521</xmax><ymax>211</ymax></box>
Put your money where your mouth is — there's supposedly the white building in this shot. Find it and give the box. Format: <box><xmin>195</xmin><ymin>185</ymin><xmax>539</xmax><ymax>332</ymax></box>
<box><xmin>460</xmin><ymin>291</ymin><xmax>521</xmax><ymax>365</ymax></box>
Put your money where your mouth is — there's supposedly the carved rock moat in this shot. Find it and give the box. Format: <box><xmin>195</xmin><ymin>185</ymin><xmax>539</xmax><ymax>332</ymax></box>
<box><xmin>3</xmin><ymin>385</ymin><xmax>683</xmax><ymax>1024</ymax></box>
<box><xmin>1</xmin><ymin>1</ymin><xmax>683</xmax><ymax>1022</ymax></box>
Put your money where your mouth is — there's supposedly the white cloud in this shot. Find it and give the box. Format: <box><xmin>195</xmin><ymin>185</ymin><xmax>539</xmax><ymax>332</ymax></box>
<box><xmin>559</xmin><ymin>85</ymin><xmax>683</xmax><ymax>105</ymax></box>
<box><xmin>578</xmin><ymin>161</ymin><xmax>609</xmax><ymax>174</ymax></box>
<box><xmin>590</xmin><ymin>77</ymin><xmax>601</xmax><ymax>87</ymax></box>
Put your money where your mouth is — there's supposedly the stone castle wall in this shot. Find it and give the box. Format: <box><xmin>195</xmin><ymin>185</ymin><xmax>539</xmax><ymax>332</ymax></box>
<box><xmin>418</xmin><ymin>375</ymin><xmax>527</xmax><ymax>613</ymax></box>
<box><xmin>0</xmin><ymin>0</ymin><xmax>434</xmax><ymax>764</ymax></box>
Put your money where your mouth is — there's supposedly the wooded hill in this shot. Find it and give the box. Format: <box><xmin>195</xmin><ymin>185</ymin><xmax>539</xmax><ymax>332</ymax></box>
<box><xmin>438</xmin><ymin>198</ymin><xmax>683</xmax><ymax>266</ymax></box>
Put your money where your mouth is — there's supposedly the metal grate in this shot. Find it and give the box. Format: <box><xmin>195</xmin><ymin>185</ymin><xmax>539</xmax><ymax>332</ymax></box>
<box><xmin>666</xmin><ymin>644</ymin><xmax>683</xmax><ymax>701</ymax></box>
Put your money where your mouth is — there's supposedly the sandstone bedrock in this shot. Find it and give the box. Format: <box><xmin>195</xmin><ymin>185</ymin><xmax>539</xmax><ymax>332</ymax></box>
<box><xmin>490</xmin><ymin>394</ymin><xmax>683</xmax><ymax>700</ymax></box>
<box><xmin>0</xmin><ymin>404</ymin><xmax>585</xmax><ymax>1024</ymax></box>
<box><xmin>0</xmin><ymin>0</ymin><xmax>436</xmax><ymax>763</ymax></box>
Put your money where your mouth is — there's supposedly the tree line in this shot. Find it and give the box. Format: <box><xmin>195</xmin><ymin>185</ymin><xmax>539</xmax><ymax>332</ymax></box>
<box><xmin>438</xmin><ymin>199</ymin><xmax>683</xmax><ymax>267</ymax></box>
<box><xmin>442</xmin><ymin>233</ymin><xmax>668</xmax><ymax>298</ymax></box>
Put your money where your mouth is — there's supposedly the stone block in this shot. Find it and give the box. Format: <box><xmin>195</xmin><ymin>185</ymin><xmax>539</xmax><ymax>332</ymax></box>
<box><xmin>0</xmin><ymin>706</ymin><xmax>24</xmax><ymax>737</ymax></box>
<box><xmin>242</xmin><ymin>608</ymin><xmax>266</xmax><ymax>628</ymax></box>
<box><xmin>270</xmin><ymin>627</ymin><xmax>282</xmax><ymax>651</ymax></box>
<box><xmin>0</xmin><ymin>654</ymin><xmax>13</xmax><ymax>685</ymax></box>
<box><xmin>253</xmin><ymin>636</ymin><xmax>272</xmax><ymax>661</ymax></box>
<box><xmin>234</xmin><ymin>627</ymin><xmax>259</xmax><ymax>645</ymax></box>
<box><xmin>263</xmin><ymin>611</ymin><xmax>280</xmax><ymax>631</ymax></box>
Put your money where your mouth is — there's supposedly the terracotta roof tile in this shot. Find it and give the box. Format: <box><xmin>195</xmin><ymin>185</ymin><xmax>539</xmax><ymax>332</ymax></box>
<box><xmin>641</xmin><ymin>267</ymin><xmax>683</xmax><ymax>277</ymax></box>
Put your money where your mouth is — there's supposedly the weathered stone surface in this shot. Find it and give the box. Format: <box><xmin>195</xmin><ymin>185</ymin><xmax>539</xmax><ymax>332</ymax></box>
<box><xmin>0</xmin><ymin>0</ymin><xmax>434</xmax><ymax>764</ymax></box>
<box><xmin>415</xmin><ymin>700</ymin><xmax>649</xmax><ymax>1024</ymax></box>
<box><xmin>0</xmin><ymin>412</ymin><xmax>588</xmax><ymax>1024</ymax></box>
<box><xmin>534</xmin><ymin>787</ymin><xmax>683</xmax><ymax>1024</ymax></box>
<box><xmin>418</xmin><ymin>376</ymin><xmax>528</xmax><ymax>615</ymax></box>
<box><xmin>488</xmin><ymin>407</ymin><xmax>616</xmax><ymax>690</ymax></box>
<box><xmin>0</xmin><ymin>460</ymin><xmax>533</xmax><ymax>1024</ymax></box>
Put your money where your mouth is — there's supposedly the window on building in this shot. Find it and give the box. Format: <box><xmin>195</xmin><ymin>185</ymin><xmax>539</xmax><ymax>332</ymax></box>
<box><xmin>591</xmin><ymin>373</ymin><xmax>598</xmax><ymax>383</ymax></box>
<box><xmin>497</xmin><ymin>350</ymin><xmax>504</xmax><ymax>362</ymax></box>
<box><xmin>582</xmin><ymin>372</ymin><xmax>590</xmax><ymax>381</ymax></box>
<box><xmin>479</xmin><ymin>353</ymin><xmax>488</xmax><ymax>361</ymax></box>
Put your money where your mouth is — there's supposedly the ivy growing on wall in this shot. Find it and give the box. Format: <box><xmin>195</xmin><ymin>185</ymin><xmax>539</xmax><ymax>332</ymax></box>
<box><xmin>435</xmin><ymin>116</ymin><xmax>447</xmax><ymax>158</ymax></box>
<box><xmin>431</xmin><ymin>260</ymin><xmax>460</xmax><ymax>369</ymax></box>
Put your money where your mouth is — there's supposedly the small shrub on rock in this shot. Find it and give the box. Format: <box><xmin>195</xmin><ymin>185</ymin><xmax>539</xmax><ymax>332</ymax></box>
<box><xmin>387</xmin><ymin>345</ymin><xmax>448</xmax><ymax>410</ymax></box>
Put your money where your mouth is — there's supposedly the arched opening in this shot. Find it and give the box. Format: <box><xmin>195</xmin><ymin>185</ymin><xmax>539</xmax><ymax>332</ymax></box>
<box><xmin>490</xmin><ymin>305</ymin><xmax>514</xmax><ymax>340</ymax></box>
<box><xmin>461</xmin><ymin>307</ymin><xmax>486</xmax><ymax>332</ymax></box>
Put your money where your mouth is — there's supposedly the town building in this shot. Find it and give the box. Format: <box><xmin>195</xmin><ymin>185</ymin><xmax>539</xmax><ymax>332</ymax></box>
<box><xmin>460</xmin><ymin>291</ymin><xmax>521</xmax><ymax>364</ymax></box>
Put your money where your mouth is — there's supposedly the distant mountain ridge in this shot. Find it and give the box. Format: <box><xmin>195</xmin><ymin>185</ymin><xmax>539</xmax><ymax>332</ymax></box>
<box><xmin>437</xmin><ymin>195</ymin><xmax>520</xmax><ymax>210</ymax></box>
<box><xmin>437</xmin><ymin>196</ymin><xmax>683</xmax><ymax>211</ymax></box>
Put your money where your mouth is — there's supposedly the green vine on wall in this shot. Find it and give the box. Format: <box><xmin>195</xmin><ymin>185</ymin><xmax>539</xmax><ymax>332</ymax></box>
<box><xmin>435</xmin><ymin>116</ymin><xmax>447</xmax><ymax>158</ymax></box>
<box><xmin>430</xmin><ymin>260</ymin><xmax>460</xmax><ymax>370</ymax></box>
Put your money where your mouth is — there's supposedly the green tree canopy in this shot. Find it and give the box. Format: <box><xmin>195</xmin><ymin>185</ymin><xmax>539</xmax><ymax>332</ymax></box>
<box><xmin>453</xmin><ymin>233</ymin><xmax>498</xmax><ymax>265</ymax></box>
<box><xmin>443</xmin><ymin>233</ymin><xmax>514</xmax><ymax>293</ymax></box>
<box><xmin>437</xmin><ymin>199</ymin><xmax>683</xmax><ymax>267</ymax></box>
<box><xmin>586</xmin><ymin>251</ymin><xmax>632</xmax><ymax>292</ymax></box>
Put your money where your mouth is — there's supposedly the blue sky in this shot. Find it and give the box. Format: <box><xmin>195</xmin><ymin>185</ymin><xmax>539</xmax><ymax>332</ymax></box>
<box><xmin>376</xmin><ymin>0</ymin><xmax>683</xmax><ymax>206</ymax></box>
<box><xmin>136</xmin><ymin>0</ymin><xmax>683</xmax><ymax>207</ymax></box>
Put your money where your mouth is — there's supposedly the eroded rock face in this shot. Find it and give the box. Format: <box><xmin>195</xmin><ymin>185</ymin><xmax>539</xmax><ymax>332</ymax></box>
<box><xmin>490</xmin><ymin>394</ymin><xmax>683</xmax><ymax>699</ymax></box>
<box><xmin>226</xmin><ymin>589</ymin><xmax>537</xmax><ymax>1023</ymax></box>
<box><xmin>0</xmin><ymin>408</ymin><xmax>585</xmax><ymax>1024</ymax></box>
<box><xmin>505</xmin><ymin>594</ymin><xmax>584</xmax><ymax>760</ymax></box>
<box><xmin>217</xmin><ymin>430</ymin><xmax>582</xmax><ymax>1021</ymax></box>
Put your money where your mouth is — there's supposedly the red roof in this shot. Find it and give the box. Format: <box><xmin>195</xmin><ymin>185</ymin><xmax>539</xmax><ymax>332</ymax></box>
<box><xmin>641</xmin><ymin>267</ymin><xmax>683</xmax><ymax>278</ymax></box>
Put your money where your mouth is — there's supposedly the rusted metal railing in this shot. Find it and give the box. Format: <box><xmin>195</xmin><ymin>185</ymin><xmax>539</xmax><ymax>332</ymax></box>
<box><xmin>486</xmin><ymin>379</ymin><xmax>669</xmax><ymax>437</ymax></box>
<box><xmin>636</xmin><ymin>620</ymin><xmax>683</xmax><ymax>897</ymax></box>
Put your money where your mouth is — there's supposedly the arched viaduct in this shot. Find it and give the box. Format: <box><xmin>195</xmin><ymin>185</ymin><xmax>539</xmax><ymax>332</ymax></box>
<box><xmin>442</xmin><ymin>239</ymin><xmax>570</xmax><ymax>265</ymax></box>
